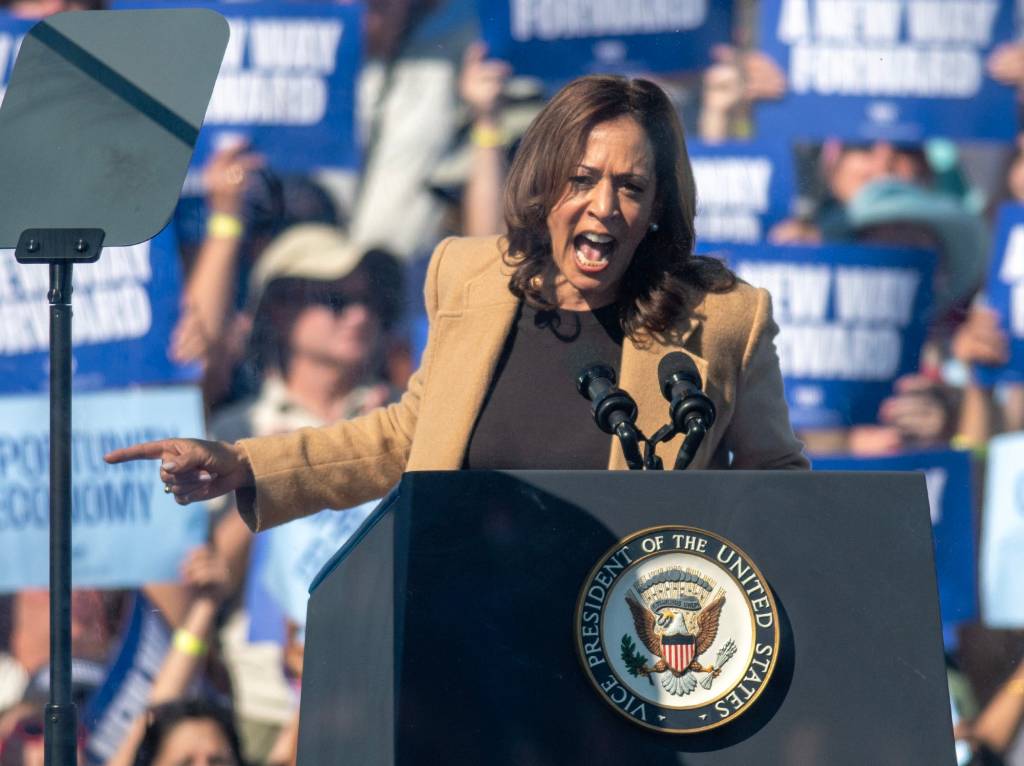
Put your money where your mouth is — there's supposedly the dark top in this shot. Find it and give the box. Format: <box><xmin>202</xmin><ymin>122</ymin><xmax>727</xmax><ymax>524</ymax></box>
<box><xmin>464</xmin><ymin>301</ymin><xmax>624</xmax><ymax>469</ymax></box>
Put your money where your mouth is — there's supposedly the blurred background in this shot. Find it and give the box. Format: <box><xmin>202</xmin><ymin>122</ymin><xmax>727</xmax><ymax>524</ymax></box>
<box><xmin>0</xmin><ymin>0</ymin><xmax>1023</xmax><ymax>763</ymax></box>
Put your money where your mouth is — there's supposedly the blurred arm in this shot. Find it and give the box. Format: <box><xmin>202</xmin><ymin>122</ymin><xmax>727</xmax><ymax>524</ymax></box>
<box><xmin>460</xmin><ymin>42</ymin><xmax>510</xmax><ymax>237</ymax></box>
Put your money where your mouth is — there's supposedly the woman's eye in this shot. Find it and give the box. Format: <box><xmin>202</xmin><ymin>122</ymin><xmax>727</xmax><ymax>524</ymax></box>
<box><xmin>570</xmin><ymin>175</ymin><xmax>593</xmax><ymax>187</ymax></box>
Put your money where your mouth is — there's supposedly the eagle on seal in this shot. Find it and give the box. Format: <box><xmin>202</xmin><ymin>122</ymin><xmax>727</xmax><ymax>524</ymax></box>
<box><xmin>625</xmin><ymin>592</ymin><xmax>725</xmax><ymax>694</ymax></box>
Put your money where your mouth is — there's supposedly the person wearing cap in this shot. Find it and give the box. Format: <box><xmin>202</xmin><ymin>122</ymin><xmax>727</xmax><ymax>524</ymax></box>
<box><xmin>194</xmin><ymin>223</ymin><xmax>401</xmax><ymax>762</ymax></box>
<box><xmin>106</xmin><ymin>75</ymin><xmax>807</xmax><ymax>533</ymax></box>
<box><xmin>217</xmin><ymin>222</ymin><xmax>403</xmax><ymax>439</ymax></box>
<box><xmin>172</xmin><ymin>145</ymin><xmax>342</xmax><ymax>409</ymax></box>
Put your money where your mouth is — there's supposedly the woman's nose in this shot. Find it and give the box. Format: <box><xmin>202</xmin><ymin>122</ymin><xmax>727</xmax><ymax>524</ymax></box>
<box><xmin>587</xmin><ymin>178</ymin><xmax>618</xmax><ymax>220</ymax></box>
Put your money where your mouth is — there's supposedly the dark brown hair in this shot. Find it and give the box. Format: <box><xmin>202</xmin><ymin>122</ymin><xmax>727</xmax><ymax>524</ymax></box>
<box><xmin>503</xmin><ymin>75</ymin><xmax>735</xmax><ymax>341</ymax></box>
<box><xmin>133</xmin><ymin>699</ymin><xmax>243</xmax><ymax>766</ymax></box>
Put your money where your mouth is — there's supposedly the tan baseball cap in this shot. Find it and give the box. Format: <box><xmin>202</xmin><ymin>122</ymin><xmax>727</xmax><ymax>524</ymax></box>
<box><xmin>247</xmin><ymin>223</ymin><xmax>362</xmax><ymax>308</ymax></box>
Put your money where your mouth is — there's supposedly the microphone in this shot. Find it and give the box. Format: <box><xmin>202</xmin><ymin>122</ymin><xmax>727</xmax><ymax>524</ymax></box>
<box><xmin>657</xmin><ymin>352</ymin><xmax>716</xmax><ymax>470</ymax></box>
<box><xmin>576</xmin><ymin>363</ymin><xmax>644</xmax><ymax>470</ymax></box>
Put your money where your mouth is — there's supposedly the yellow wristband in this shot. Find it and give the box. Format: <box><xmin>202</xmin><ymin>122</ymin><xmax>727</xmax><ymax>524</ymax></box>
<box><xmin>950</xmin><ymin>434</ymin><xmax>987</xmax><ymax>458</ymax></box>
<box><xmin>206</xmin><ymin>212</ymin><xmax>244</xmax><ymax>240</ymax></box>
<box><xmin>173</xmin><ymin>628</ymin><xmax>208</xmax><ymax>657</ymax></box>
<box><xmin>470</xmin><ymin>124</ymin><xmax>506</xmax><ymax>149</ymax></box>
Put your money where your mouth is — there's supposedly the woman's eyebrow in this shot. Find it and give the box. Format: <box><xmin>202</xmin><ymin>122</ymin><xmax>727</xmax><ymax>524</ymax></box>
<box><xmin>577</xmin><ymin>164</ymin><xmax>651</xmax><ymax>182</ymax></box>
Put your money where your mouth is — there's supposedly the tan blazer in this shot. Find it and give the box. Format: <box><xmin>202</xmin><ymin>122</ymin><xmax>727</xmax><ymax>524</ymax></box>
<box><xmin>237</xmin><ymin>236</ymin><xmax>808</xmax><ymax>531</ymax></box>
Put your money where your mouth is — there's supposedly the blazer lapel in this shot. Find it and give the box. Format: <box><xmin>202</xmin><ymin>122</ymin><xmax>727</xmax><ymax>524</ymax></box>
<box><xmin>406</xmin><ymin>265</ymin><xmax>518</xmax><ymax>471</ymax></box>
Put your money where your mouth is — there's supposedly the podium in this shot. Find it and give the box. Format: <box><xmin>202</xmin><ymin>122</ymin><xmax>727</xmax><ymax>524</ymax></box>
<box><xmin>297</xmin><ymin>471</ymin><xmax>956</xmax><ymax>765</ymax></box>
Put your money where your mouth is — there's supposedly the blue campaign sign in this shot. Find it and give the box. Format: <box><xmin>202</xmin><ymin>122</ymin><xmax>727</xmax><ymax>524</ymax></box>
<box><xmin>261</xmin><ymin>502</ymin><xmax>376</xmax><ymax>627</ymax></box>
<box><xmin>980</xmin><ymin>431</ymin><xmax>1024</xmax><ymax>627</ymax></box>
<box><xmin>244</xmin><ymin>529</ymin><xmax>286</xmax><ymax>644</ymax></box>
<box><xmin>977</xmin><ymin>204</ymin><xmax>1024</xmax><ymax>386</ymax></box>
<box><xmin>689</xmin><ymin>140</ymin><xmax>795</xmax><ymax>246</ymax></box>
<box><xmin>245</xmin><ymin>501</ymin><xmax>375</xmax><ymax>642</ymax></box>
<box><xmin>477</xmin><ymin>0</ymin><xmax>731</xmax><ymax>81</ymax></box>
<box><xmin>812</xmin><ymin>449</ymin><xmax>976</xmax><ymax>627</ymax></box>
<box><xmin>0</xmin><ymin>225</ymin><xmax>198</xmax><ymax>394</ymax></box>
<box><xmin>0</xmin><ymin>16</ymin><xmax>33</xmax><ymax>100</ymax></box>
<box><xmin>756</xmin><ymin>0</ymin><xmax>1017</xmax><ymax>141</ymax></box>
<box><xmin>0</xmin><ymin>386</ymin><xmax>208</xmax><ymax>591</ymax></box>
<box><xmin>112</xmin><ymin>1</ymin><xmax>362</xmax><ymax>177</ymax></box>
<box><xmin>720</xmin><ymin>243</ymin><xmax>935</xmax><ymax>429</ymax></box>
<box><xmin>83</xmin><ymin>592</ymin><xmax>171</xmax><ymax>765</ymax></box>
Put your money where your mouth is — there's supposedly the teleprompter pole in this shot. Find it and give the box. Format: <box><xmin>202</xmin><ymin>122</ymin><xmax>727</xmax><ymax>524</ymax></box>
<box><xmin>16</xmin><ymin>229</ymin><xmax>105</xmax><ymax>766</ymax></box>
<box><xmin>45</xmin><ymin>261</ymin><xmax>76</xmax><ymax>766</ymax></box>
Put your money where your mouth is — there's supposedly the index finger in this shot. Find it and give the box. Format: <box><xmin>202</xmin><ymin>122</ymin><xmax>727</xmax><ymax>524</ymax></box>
<box><xmin>104</xmin><ymin>440</ymin><xmax>175</xmax><ymax>464</ymax></box>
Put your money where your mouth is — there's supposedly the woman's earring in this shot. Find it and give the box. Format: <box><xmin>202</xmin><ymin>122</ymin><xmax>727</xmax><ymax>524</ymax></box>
<box><xmin>529</xmin><ymin>274</ymin><xmax>543</xmax><ymax>289</ymax></box>
<box><xmin>649</xmin><ymin>222</ymin><xmax>659</xmax><ymax>233</ymax></box>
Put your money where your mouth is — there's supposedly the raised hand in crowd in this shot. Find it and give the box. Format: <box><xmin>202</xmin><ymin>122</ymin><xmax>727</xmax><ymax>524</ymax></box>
<box><xmin>951</xmin><ymin>305</ymin><xmax>1023</xmax><ymax>446</ymax></box>
<box><xmin>459</xmin><ymin>41</ymin><xmax>511</xmax><ymax>237</ymax></box>
<box><xmin>952</xmin><ymin>306</ymin><xmax>1009</xmax><ymax>369</ymax></box>
<box><xmin>698</xmin><ymin>54</ymin><xmax>743</xmax><ymax>142</ymax></box>
<box><xmin>845</xmin><ymin>375</ymin><xmax>956</xmax><ymax>456</ymax></box>
<box><xmin>877</xmin><ymin>374</ymin><xmax>956</xmax><ymax>448</ymax></box>
<box><xmin>203</xmin><ymin>141</ymin><xmax>265</xmax><ymax>219</ymax></box>
<box><xmin>170</xmin><ymin>143</ymin><xmax>263</xmax><ymax>378</ymax></box>
<box><xmin>460</xmin><ymin>41</ymin><xmax>509</xmax><ymax>126</ymax></box>
<box><xmin>699</xmin><ymin>44</ymin><xmax>786</xmax><ymax>142</ymax></box>
<box><xmin>987</xmin><ymin>42</ymin><xmax>1024</xmax><ymax>90</ymax></box>
<box><xmin>107</xmin><ymin>545</ymin><xmax>233</xmax><ymax>766</ymax></box>
<box><xmin>180</xmin><ymin>544</ymin><xmax>231</xmax><ymax>603</ymax></box>
<box><xmin>767</xmin><ymin>217</ymin><xmax>822</xmax><ymax>245</ymax></box>
<box><xmin>104</xmin><ymin>438</ymin><xmax>253</xmax><ymax>506</ymax></box>
<box><xmin>736</xmin><ymin>49</ymin><xmax>787</xmax><ymax>103</ymax></box>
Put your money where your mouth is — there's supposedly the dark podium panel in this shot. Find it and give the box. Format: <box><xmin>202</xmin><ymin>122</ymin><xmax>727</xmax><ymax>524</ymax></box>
<box><xmin>299</xmin><ymin>471</ymin><xmax>955</xmax><ymax>765</ymax></box>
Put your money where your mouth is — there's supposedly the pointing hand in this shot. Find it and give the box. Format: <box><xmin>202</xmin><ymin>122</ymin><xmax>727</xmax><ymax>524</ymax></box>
<box><xmin>104</xmin><ymin>438</ymin><xmax>253</xmax><ymax>505</ymax></box>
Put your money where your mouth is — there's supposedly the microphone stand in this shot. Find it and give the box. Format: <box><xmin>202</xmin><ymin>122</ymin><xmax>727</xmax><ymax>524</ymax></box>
<box><xmin>611</xmin><ymin>418</ymin><xmax>645</xmax><ymax>471</ymax></box>
<box><xmin>643</xmin><ymin>399</ymin><xmax>715</xmax><ymax>471</ymax></box>
<box><xmin>673</xmin><ymin>416</ymin><xmax>710</xmax><ymax>470</ymax></box>
<box><xmin>643</xmin><ymin>424</ymin><xmax>672</xmax><ymax>470</ymax></box>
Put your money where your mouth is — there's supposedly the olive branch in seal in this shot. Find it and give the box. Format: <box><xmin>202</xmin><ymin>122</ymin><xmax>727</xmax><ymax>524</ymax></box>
<box><xmin>620</xmin><ymin>634</ymin><xmax>652</xmax><ymax>682</ymax></box>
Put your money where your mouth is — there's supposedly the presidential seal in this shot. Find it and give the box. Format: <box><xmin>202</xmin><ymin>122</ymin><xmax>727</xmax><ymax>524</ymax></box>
<box><xmin>574</xmin><ymin>526</ymin><xmax>779</xmax><ymax>734</ymax></box>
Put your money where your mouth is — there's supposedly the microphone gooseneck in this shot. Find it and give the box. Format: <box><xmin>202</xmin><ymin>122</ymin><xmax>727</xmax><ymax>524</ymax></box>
<box><xmin>576</xmin><ymin>362</ymin><xmax>644</xmax><ymax>470</ymax></box>
<box><xmin>657</xmin><ymin>352</ymin><xmax>716</xmax><ymax>470</ymax></box>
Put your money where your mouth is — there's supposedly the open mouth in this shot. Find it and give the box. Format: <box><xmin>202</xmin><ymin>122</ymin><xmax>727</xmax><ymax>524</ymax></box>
<box><xmin>573</xmin><ymin>232</ymin><xmax>617</xmax><ymax>273</ymax></box>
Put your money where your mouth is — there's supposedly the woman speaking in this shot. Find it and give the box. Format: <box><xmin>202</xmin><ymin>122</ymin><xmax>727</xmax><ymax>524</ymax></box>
<box><xmin>106</xmin><ymin>75</ymin><xmax>808</xmax><ymax>532</ymax></box>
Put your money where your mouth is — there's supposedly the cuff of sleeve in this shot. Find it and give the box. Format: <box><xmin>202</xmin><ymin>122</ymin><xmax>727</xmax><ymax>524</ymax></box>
<box><xmin>234</xmin><ymin>486</ymin><xmax>259</xmax><ymax>532</ymax></box>
<box><xmin>234</xmin><ymin>438</ymin><xmax>261</xmax><ymax>532</ymax></box>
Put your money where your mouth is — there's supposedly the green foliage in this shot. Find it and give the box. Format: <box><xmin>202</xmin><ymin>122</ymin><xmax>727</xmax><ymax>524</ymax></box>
<box><xmin>620</xmin><ymin>634</ymin><xmax>648</xmax><ymax>677</ymax></box>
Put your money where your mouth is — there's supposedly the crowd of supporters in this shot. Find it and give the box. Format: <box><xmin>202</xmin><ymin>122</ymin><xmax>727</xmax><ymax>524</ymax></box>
<box><xmin>1</xmin><ymin>0</ymin><xmax>1024</xmax><ymax>764</ymax></box>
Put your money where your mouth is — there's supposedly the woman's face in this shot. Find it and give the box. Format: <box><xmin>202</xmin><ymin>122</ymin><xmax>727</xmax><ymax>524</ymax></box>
<box><xmin>151</xmin><ymin>719</ymin><xmax>236</xmax><ymax>766</ymax></box>
<box><xmin>545</xmin><ymin>115</ymin><xmax>657</xmax><ymax>310</ymax></box>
